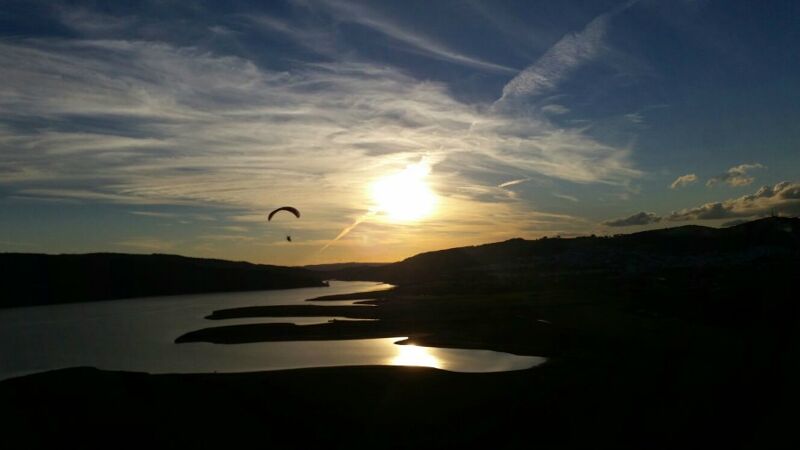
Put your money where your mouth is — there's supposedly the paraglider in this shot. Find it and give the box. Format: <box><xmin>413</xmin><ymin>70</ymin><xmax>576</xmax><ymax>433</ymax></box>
<box><xmin>268</xmin><ymin>206</ymin><xmax>300</xmax><ymax>221</ymax></box>
<box><xmin>268</xmin><ymin>206</ymin><xmax>300</xmax><ymax>242</ymax></box>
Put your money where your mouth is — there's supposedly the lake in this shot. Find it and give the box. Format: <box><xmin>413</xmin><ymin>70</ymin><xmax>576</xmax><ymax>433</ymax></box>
<box><xmin>0</xmin><ymin>281</ymin><xmax>545</xmax><ymax>380</ymax></box>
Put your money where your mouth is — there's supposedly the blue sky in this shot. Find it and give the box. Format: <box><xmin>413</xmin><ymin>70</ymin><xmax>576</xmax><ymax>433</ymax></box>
<box><xmin>1</xmin><ymin>0</ymin><xmax>798</xmax><ymax>264</ymax></box>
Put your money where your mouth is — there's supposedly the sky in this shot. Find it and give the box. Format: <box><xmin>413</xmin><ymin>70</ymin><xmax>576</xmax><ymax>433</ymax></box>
<box><xmin>1</xmin><ymin>0</ymin><xmax>799</xmax><ymax>265</ymax></box>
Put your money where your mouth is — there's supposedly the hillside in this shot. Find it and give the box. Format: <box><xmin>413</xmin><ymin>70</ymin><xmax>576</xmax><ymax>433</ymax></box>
<box><xmin>3</xmin><ymin>217</ymin><xmax>797</xmax><ymax>308</ymax></box>
<box><xmin>0</xmin><ymin>253</ymin><xmax>326</xmax><ymax>308</ymax></box>
<box><xmin>333</xmin><ymin>217</ymin><xmax>800</xmax><ymax>288</ymax></box>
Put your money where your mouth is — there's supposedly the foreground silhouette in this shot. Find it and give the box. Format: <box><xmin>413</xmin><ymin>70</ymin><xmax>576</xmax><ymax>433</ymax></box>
<box><xmin>2</xmin><ymin>217</ymin><xmax>799</xmax><ymax>449</ymax></box>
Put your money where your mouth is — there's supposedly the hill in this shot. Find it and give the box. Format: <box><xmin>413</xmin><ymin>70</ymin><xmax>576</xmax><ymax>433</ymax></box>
<box><xmin>332</xmin><ymin>217</ymin><xmax>800</xmax><ymax>289</ymax></box>
<box><xmin>0</xmin><ymin>253</ymin><xmax>326</xmax><ymax>308</ymax></box>
<box><xmin>3</xmin><ymin>217</ymin><xmax>797</xmax><ymax>308</ymax></box>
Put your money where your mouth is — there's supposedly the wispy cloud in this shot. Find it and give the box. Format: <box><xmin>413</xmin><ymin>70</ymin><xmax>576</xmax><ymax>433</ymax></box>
<box><xmin>54</xmin><ymin>5</ymin><xmax>138</xmax><ymax>35</ymax></box>
<box><xmin>310</xmin><ymin>0</ymin><xmax>517</xmax><ymax>74</ymax></box>
<box><xmin>494</xmin><ymin>1</ymin><xmax>638</xmax><ymax>111</ymax></box>
<box><xmin>553</xmin><ymin>193</ymin><xmax>579</xmax><ymax>202</ymax></box>
<box><xmin>541</xmin><ymin>104</ymin><xmax>570</xmax><ymax>115</ymax></box>
<box><xmin>248</xmin><ymin>14</ymin><xmax>340</xmax><ymax>56</ymax></box>
<box><xmin>494</xmin><ymin>0</ymin><xmax>638</xmax><ymax>114</ymax></box>
<box><xmin>495</xmin><ymin>16</ymin><xmax>608</xmax><ymax>109</ymax></box>
<box><xmin>706</xmin><ymin>163</ymin><xmax>765</xmax><ymax>187</ymax></box>
<box><xmin>16</xmin><ymin>188</ymin><xmax>170</xmax><ymax>205</ymax></box>
<box><xmin>497</xmin><ymin>178</ymin><xmax>531</xmax><ymax>188</ymax></box>
<box><xmin>670</xmin><ymin>173</ymin><xmax>698</xmax><ymax>189</ymax></box>
<box><xmin>0</xmin><ymin>29</ymin><xmax>642</xmax><ymax>262</ymax></box>
<box><xmin>463</xmin><ymin>0</ymin><xmax>553</xmax><ymax>59</ymax></box>
<box><xmin>0</xmin><ymin>38</ymin><xmax>638</xmax><ymax>207</ymax></box>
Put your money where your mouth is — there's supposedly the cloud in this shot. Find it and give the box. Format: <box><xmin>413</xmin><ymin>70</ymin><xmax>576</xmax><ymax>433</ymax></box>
<box><xmin>248</xmin><ymin>15</ymin><xmax>339</xmax><ymax>57</ymax></box>
<box><xmin>706</xmin><ymin>163</ymin><xmax>765</xmax><ymax>187</ymax></box>
<box><xmin>54</xmin><ymin>6</ymin><xmax>138</xmax><ymax>35</ymax></box>
<box><xmin>553</xmin><ymin>193</ymin><xmax>579</xmax><ymax>202</ymax></box>
<box><xmin>668</xmin><ymin>181</ymin><xmax>800</xmax><ymax>221</ymax></box>
<box><xmin>603</xmin><ymin>211</ymin><xmax>661</xmax><ymax>227</ymax></box>
<box><xmin>0</xmin><ymin>32</ymin><xmax>643</xmax><ymax>260</ymax></box>
<box><xmin>493</xmin><ymin>1</ymin><xmax>638</xmax><ymax>111</ymax></box>
<box><xmin>310</xmin><ymin>0</ymin><xmax>516</xmax><ymax>74</ymax></box>
<box><xmin>541</xmin><ymin>104</ymin><xmax>570</xmax><ymax>115</ymax></box>
<box><xmin>497</xmin><ymin>178</ymin><xmax>531</xmax><ymax>188</ymax></box>
<box><xmin>494</xmin><ymin>14</ymin><xmax>608</xmax><ymax>110</ymax></box>
<box><xmin>15</xmin><ymin>188</ymin><xmax>171</xmax><ymax>205</ymax></box>
<box><xmin>0</xmin><ymin>37</ymin><xmax>638</xmax><ymax>202</ymax></box>
<box><xmin>670</xmin><ymin>173</ymin><xmax>697</xmax><ymax>189</ymax></box>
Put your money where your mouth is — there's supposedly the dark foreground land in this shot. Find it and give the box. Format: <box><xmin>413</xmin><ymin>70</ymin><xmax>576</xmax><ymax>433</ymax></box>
<box><xmin>3</xmin><ymin>217</ymin><xmax>800</xmax><ymax>449</ymax></box>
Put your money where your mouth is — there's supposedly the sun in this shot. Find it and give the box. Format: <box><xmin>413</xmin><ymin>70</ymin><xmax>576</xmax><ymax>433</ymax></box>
<box><xmin>371</xmin><ymin>162</ymin><xmax>437</xmax><ymax>222</ymax></box>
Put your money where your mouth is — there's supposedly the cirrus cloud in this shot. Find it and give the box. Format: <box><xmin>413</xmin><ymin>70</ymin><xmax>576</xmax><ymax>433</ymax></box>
<box><xmin>0</xmin><ymin>36</ymin><xmax>640</xmax><ymax>254</ymax></box>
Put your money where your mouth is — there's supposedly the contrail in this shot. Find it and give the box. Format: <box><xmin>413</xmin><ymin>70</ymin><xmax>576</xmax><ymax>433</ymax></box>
<box><xmin>319</xmin><ymin>210</ymin><xmax>376</xmax><ymax>253</ymax></box>
<box><xmin>498</xmin><ymin>178</ymin><xmax>531</xmax><ymax>188</ymax></box>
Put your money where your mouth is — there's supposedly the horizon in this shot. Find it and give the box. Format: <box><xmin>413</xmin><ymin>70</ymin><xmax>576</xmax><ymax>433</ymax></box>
<box><xmin>5</xmin><ymin>214</ymin><xmax>795</xmax><ymax>267</ymax></box>
<box><xmin>2</xmin><ymin>1</ymin><xmax>799</xmax><ymax>265</ymax></box>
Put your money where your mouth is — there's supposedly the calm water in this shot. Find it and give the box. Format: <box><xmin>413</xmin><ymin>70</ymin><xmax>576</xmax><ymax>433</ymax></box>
<box><xmin>0</xmin><ymin>281</ymin><xmax>545</xmax><ymax>380</ymax></box>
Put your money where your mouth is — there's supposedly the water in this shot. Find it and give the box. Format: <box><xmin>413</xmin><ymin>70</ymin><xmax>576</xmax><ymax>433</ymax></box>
<box><xmin>0</xmin><ymin>281</ymin><xmax>545</xmax><ymax>380</ymax></box>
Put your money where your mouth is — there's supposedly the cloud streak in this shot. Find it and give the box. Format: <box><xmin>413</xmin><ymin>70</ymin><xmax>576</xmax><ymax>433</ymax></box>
<box><xmin>310</xmin><ymin>0</ymin><xmax>517</xmax><ymax>74</ymax></box>
<box><xmin>494</xmin><ymin>1</ymin><xmax>637</xmax><ymax>111</ymax></box>
<box><xmin>498</xmin><ymin>178</ymin><xmax>531</xmax><ymax>188</ymax></box>
<box><xmin>495</xmin><ymin>16</ymin><xmax>608</xmax><ymax>109</ymax></box>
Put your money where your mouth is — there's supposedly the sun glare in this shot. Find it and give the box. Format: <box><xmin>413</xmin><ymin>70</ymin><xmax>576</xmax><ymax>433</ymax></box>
<box><xmin>371</xmin><ymin>162</ymin><xmax>437</xmax><ymax>222</ymax></box>
<box><xmin>390</xmin><ymin>344</ymin><xmax>441</xmax><ymax>368</ymax></box>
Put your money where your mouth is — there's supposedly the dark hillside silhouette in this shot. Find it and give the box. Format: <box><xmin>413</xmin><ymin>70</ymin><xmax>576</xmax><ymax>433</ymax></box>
<box><xmin>3</xmin><ymin>217</ymin><xmax>800</xmax><ymax>449</ymax></box>
<box><xmin>0</xmin><ymin>253</ymin><xmax>326</xmax><ymax>308</ymax></box>
<box><xmin>333</xmin><ymin>217</ymin><xmax>800</xmax><ymax>288</ymax></box>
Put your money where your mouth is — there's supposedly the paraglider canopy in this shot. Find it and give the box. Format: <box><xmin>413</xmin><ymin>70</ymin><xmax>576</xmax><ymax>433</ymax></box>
<box><xmin>268</xmin><ymin>206</ymin><xmax>300</xmax><ymax>221</ymax></box>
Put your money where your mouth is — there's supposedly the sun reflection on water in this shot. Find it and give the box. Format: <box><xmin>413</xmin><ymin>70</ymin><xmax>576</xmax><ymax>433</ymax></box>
<box><xmin>389</xmin><ymin>342</ymin><xmax>442</xmax><ymax>369</ymax></box>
